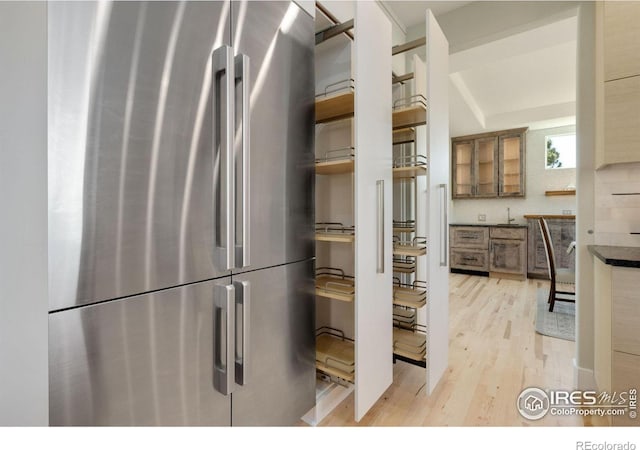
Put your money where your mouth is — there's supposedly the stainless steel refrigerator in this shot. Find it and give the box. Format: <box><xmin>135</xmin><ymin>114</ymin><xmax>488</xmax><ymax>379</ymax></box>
<box><xmin>47</xmin><ymin>1</ymin><xmax>315</xmax><ymax>426</ymax></box>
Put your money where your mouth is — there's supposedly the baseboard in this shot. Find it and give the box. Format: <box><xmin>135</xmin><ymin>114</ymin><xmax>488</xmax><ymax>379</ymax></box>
<box><xmin>573</xmin><ymin>358</ymin><xmax>597</xmax><ymax>391</ymax></box>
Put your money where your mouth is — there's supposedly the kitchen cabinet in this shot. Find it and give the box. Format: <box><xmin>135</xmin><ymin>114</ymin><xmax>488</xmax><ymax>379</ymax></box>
<box><xmin>591</xmin><ymin>247</ymin><xmax>640</xmax><ymax>427</ymax></box>
<box><xmin>309</xmin><ymin>1</ymin><xmax>393</xmax><ymax>424</ymax></box>
<box><xmin>451</xmin><ymin>128</ymin><xmax>527</xmax><ymax>199</ymax></box>
<box><xmin>597</xmin><ymin>1</ymin><xmax>640</xmax><ymax>169</ymax></box>
<box><xmin>450</xmin><ymin>225</ymin><xmax>527</xmax><ymax>279</ymax></box>
<box><xmin>526</xmin><ymin>216</ymin><xmax>576</xmax><ymax>279</ymax></box>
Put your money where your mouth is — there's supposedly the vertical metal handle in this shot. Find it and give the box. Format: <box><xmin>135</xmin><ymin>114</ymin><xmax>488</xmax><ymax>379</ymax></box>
<box><xmin>212</xmin><ymin>45</ymin><xmax>235</xmax><ymax>270</ymax></box>
<box><xmin>235</xmin><ymin>54</ymin><xmax>250</xmax><ymax>268</ymax></box>
<box><xmin>214</xmin><ymin>284</ymin><xmax>235</xmax><ymax>395</ymax></box>
<box><xmin>377</xmin><ymin>180</ymin><xmax>384</xmax><ymax>273</ymax></box>
<box><xmin>234</xmin><ymin>280</ymin><xmax>250</xmax><ymax>386</ymax></box>
<box><xmin>439</xmin><ymin>183</ymin><xmax>448</xmax><ymax>267</ymax></box>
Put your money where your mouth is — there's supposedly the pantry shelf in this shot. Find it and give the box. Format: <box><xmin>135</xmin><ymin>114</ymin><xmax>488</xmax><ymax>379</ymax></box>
<box><xmin>393</xmin><ymin>236</ymin><xmax>427</xmax><ymax>257</ymax></box>
<box><xmin>316</xmin><ymin>327</ymin><xmax>355</xmax><ymax>383</ymax></box>
<box><xmin>393</xmin><ymin>279</ymin><xmax>427</xmax><ymax>309</ymax></box>
<box><xmin>392</xmin><ymin>95</ymin><xmax>427</xmax><ymax>129</ymax></box>
<box><xmin>315</xmin><ymin>79</ymin><xmax>355</xmax><ymax>124</ymax></box>
<box><xmin>393</xmin><ymin>154</ymin><xmax>427</xmax><ymax>179</ymax></box>
<box><xmin>315</xmin><ymin>267</ymin><xmax>355</xmax><ymax>302</ymax></box>
<box><xmin>315</xmin><ymin>222</ymin><xmax>355</xmax><ymax>243</ymax></box>
<box><xmin>315</xmin><ymin>147</ymin><xmax>355</xmax><ymax>175</ymax></box>
<box><xmin>393</xmin><ymin>219</ymin><xmax>415</xmax><ymax>234</ymax></box>
<box><xmin>393</xmin><ymin>325</ymin><xmax>426</xmax><ymax>367</ymax></box>
<box><xmin>392</xmin><ymin>257</ymin><xmax>416</xmax><ymax>274</ymax></box>
<box><xmin>393</xmin><ymin>127</ymin><xmax>415</xmax><ymax>145</ymax></box>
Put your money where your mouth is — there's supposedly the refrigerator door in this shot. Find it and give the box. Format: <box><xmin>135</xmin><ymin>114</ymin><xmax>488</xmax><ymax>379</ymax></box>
<box><xmin>49</xmin><ymin>277</ymin><xmax>233</xmax><ymax>426</ymax></box>
<box><xmin>231</xmin><ymin>1</ymin><xmax>315</xmax><ymax>273</ymax></box>
<box><xmin>231</xmin><ymin>260</ymin><xmax>315</xmax><ymax>426</ymax></box>
<box><xmin>48</xmin><ymin>1</ymin><xmax>233</xmax><ymax>310</ymax></box>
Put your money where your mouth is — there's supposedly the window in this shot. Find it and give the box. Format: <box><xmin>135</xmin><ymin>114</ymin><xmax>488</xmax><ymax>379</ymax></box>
<box><xmin>545</xmin><ymin>134</ymin><xmax>576</xmax><ymax>169</ymax></box>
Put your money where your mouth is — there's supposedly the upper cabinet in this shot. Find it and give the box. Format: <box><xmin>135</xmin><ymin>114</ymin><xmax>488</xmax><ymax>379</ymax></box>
<box><xmin>451</xmin><ymin>127</ymin><xmax>527</xmax><ymax>199</ymax></box>
<box><xmin>604</xmin><ymin>1</ymin><xmax>640</xmax><ymax>82</ymax></box>
<box><xmin>597</xmin><ymin>1</ymin><xmax>640</xmax><ymax>169</ymax></box>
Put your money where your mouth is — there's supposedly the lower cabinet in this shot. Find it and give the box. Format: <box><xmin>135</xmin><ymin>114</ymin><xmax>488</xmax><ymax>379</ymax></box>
<box><xmin>526</xmin><ymin>217</ymin><xmax>575</xmax><ymax>279</ymax></box>
<box><xmin>450</xmin><ymin>225</ymin><xmax>527</xmax><ymax>279</ymax></box>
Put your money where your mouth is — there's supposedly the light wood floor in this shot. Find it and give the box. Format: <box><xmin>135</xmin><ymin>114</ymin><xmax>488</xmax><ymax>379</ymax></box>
<box><xmin>317</xmin><ymin>274</ymin><xmax>583</xmax><ymax>426</ymax></box>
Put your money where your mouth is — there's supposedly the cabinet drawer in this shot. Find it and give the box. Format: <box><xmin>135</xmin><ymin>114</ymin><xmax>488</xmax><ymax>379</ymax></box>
<box><xmin>613</xmin><ymin>267</ymin><xmax>640</xmax><ymax>355</ymax></box>
<box><xmin>450</xmin><ymin>248</ymin><xmax>489</xmax><ymax>271</ymax></box>
<box><xmin>450</xmin><ymin>226</ymin><xmax>489</xmax><ymax>249</ymax></box>
<box><xmin>490</xmin><ymin>227</ymin><xmax>526</xmax><ymax>240</ymax></box>
<box><xmin>612</xmin><ymin>351</ymin><xmax>640</xmax><ymax>427</ymax></box>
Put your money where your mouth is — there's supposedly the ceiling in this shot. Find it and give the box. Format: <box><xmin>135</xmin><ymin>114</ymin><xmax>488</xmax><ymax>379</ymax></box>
<box><xmin>381</xmin><ymin>1</ymin><xmax>578</xmax><ymax>136</ymax></box>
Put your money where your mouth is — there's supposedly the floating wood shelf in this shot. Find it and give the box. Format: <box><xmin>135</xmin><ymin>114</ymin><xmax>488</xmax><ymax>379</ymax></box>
<box><xmin>315</xmin><ymin>222</ymin><xmax>355</xmax><ymax>243</ymax></box>
<box><xmin>316</xmin><ymin>328</ymin><xmax>355</xmax><ymax>382</ymax></box>
<box><xmin>315</xmin><ymin>80</ymin><xmax>355</xmax><ymax>124</ymax></box>
<box><xmin>393</xmin><ymin>279</ymin><xmax>427</xmax><ymax>309</ymax></box>
<box><xmin>545</xmin><ymin>189</ymin><xmax>576</xmax><ymax>196</ymax></box>
<box><xmin>393</xmin><ymin>154</ymin><xmax>427</xmax><ymax>179</ymax></box>
<box><xmin>393</xmin><ymin>237</ymin><xmax>427</xmax><ymax>257</ymax></box>
<box><xmin>315</xmin><ymin>267</ymin><xmax>355</xmax><ymax>302</ymax></box>
<box><xmin>392</xmin><ymin>95</ymin><xmax>427</xmax><ymax>129</ymax></box>
<box><xmin>393</xmin><ymin>127</ymin><xmax>415</xmax><ymax>145</ymax></box>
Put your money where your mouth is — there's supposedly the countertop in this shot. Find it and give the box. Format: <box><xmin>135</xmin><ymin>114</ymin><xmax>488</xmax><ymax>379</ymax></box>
<box><xmin>588</xmin><ymin>245</ymin><xmax>640</xmax><ymax>268</ymax></box>
<box><xmin>524</xmin><ymin>214</ymin><xmax>576</xmax><ymax>220</ymax></box>
<box><xmin>450</xmin><ymin>223</ymin><xmax>528</xmax><ymax>228</ymax></box>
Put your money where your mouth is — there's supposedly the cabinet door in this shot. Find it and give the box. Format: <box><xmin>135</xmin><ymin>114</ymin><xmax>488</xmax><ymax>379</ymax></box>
<box><xmin>452</xmin><ymin>140</ymin><xmax>474</xmax><ymax>198</ymax></box>
<box><xmin>489</xmin><ymin>239</ymin><xmax>526</xmax><ymax>274</ymax></box>
<box><xmin>498</xmin><ymin>133</ymin><xmax>525</xmax><ymax>197</ymax></box>
<box><xmin>604</xmin><ymin>75</ymin><xmax>640</xmax><ymax>167</ymax></box>
<box><xmin>231</xmin><ymin>0</ymin><xmax>315</xmax><ymax>273</ymax></box>
<box><xmin>604</xmin><ymin>1</ymin><xmax>640</xmax><ymax>81</ymax></box>
<box><xmin>231</xmin><ymin>261</ymin><xmax>315</xmax><ymax>426</ymax></box>
<box><xmin>49</xmin><ymin>278</ymin><xmax>232</xmax><ymax>426</ymax></box>
<box><xmin>612</xmin><ymin>351</ymin><xmax>640</xmax><ymax>427</ymax></box>
<box><xmin>474</xmin><ymin>137</ymin><xmax>498</xmax><ymax>197</ymax></box>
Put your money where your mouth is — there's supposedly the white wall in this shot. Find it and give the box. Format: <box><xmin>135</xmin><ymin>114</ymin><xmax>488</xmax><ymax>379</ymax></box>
<box><xmin>451</xmin><ymin>125</ymin><xmax>577</xmax><ymax>225</ymax></box>
<box><xmin>0</xmin><ymin>2</ymin><xmax>49</xmax><ymax>425</ymax></box>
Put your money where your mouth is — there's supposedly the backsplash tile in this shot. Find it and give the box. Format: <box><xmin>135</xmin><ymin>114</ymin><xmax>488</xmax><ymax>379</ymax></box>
<box><xmin>595</xmin><ymin>162</ymin><xmax>640</xmax><ymax>247</ymax></box>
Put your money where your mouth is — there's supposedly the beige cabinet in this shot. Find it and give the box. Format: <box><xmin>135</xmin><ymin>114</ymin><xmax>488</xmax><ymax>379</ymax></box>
<box><xmin>452</xmin><ymin>128</ymin><xmax>526</xmax><ymax>199</ymax></box>
<box><xmin>489</xmin><ymin>227</ymin><xmax>527</xmax><ymax>279</ymax></box>
<box><xmin>604</xmin><ymin>1</ymin><xmax>640</xmax><ymax>82</ymax></box>
<box><xmin>597</xmin><ymin>1</ymin><xmax>640</xmax><ymax>169</ymax></box>
<box><xmin>593</xmin><ymin>257</ymin><xmax>640</xmax><ymax>426</ymax></box>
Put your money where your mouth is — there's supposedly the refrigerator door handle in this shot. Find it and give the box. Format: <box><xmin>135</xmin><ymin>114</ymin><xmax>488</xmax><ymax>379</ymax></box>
<box><xmin>212</xmin><ymin>45</ymin><xmax>235</xmax><ymax>270</ymax></box>
<box><xmin>234</xmin><ymin>280</ymin><xmax>250</xmax><ymax>385</ymax></box>
<box><xmin>376</xmin><ymin>179</ymin><xmax>385</xmax><ymax>273</ymax></box>
<box><xmin>214</xmin><ymin>283</ymin><xmax>235</xmax><ymax>395</ymax></box>
<box><xmin>235</xmin><ymin>53</ymin><xmax>251</xmax><ymax>268</ymax></box>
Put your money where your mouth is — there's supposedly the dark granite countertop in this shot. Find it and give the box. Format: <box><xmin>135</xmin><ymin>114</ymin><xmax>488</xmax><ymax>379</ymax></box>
<box><xmin>588</xmin><ymin>245</ymin><xmax>640</xmax><ymax>268</ymax></box>
<box><xmin>450</xmin><ymin>223</ymin><xmax>528</xmax><ymax>228</ymax></box>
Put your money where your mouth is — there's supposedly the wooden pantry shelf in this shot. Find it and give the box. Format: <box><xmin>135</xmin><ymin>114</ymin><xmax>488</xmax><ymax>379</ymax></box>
<box><xmin>393</xmin><ymin>236</ymin><xmax>427</xmax><ymax>257</ymax></box>
<box><xmin>315</xmin><ymin>147</ymin><xmax>354</xmax><ymax>175</ymax></box>
<box><xmin>545</xmin><ymin>189</ymin><xmax>576</xmax><ymax>196</ymax></box>
<box><xmin>393</xmin><ymin>326</ymin><xmax>426</xmax><ymax>365</ymax></box>
<box><xmin>316</xmin><ymin>328</ymin><xmax>355</xmax><ymax>382</ymax></box>
<box><xmin>393</xmin><ymin>306</ymin><xmax>416</xmax><ymax>330</ymax></box>
<box><xmin>393</xmin><ymin>220</ymin><xmax>415</xmax><ymax>234</ymax></box>
<box><xmin>315</xmin><ymin>267</ymin><xmax>355</xmax><ymax>302</ymax></box>
<box><xmin>393</xmin><ymin>279</ymin><xmax>427</xmax><ymax>309</ymax></box>
<box><xmin>393</xmin><ymin>127</ymin><xmax>415</xmax><ymax>145</ymax></box>
<box><xmin>393</xmin><ymin>257</ymin><xmax>416</xmax><ymax>274</ymax></box>
<box><xmin>393</xmin><ymin>154</ymin><xmax>427</xmax><ymax>179</ymax></box>
<box><xmin>315</xmin><ymin>222</ymin><xmax>355</xmax><ymax>243</ymax></box>
<box><xmin>392</xmin><ymin>95</ymin><xmax>427</xmax><ymax>129</ymax></box>
<box><xmin>315</xmin><ymin>80</ymin><xmax>355</xmax><ymax>124</ymax></box>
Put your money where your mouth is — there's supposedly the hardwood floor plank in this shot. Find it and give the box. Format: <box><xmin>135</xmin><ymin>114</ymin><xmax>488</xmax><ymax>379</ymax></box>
<box><xmin>316</xmin><ymin>274</ymin><xmax>583</xmax><ymax>426</ymax></box>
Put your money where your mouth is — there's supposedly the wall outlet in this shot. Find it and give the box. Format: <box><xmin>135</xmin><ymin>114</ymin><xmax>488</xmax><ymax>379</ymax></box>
<box><xmin>478</xmin><ymin>214</ymin><xmax>486</xmax><ymax>222</ymax></box>
<box><xmin>562</xmin><ymin>210</ymin><xmax>572</xmax><ymax>215</ymax></box>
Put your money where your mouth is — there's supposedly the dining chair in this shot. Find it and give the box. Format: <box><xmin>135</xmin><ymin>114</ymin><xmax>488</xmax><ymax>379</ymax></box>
<box><xmin>538</xmin><ymin>217</ymin><xmax>575</xmax><ymax>312</ymax></box>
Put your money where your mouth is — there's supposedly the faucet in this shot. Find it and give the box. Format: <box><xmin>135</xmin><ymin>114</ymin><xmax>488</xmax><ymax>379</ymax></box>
<box><xmin>507</xmin><ymin>207</ymin><xmax>515</xmax><ymax>224</ymax></box>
